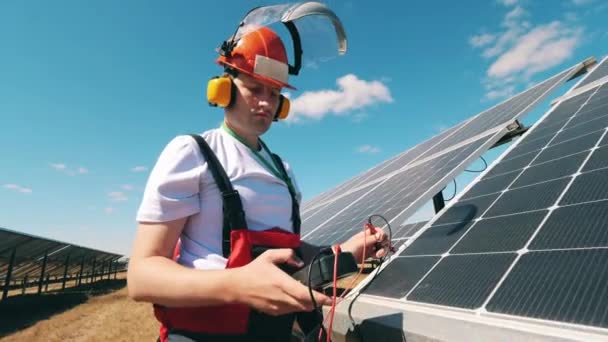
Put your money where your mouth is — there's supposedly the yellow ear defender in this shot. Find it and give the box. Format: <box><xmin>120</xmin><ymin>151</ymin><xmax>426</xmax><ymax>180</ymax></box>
<box><xmin>207</xmin><ymin>76</ymin><xmax>291</xmax><ymax>121</ymax></box>
<box><xmin>275</xmin><ymin>95</ymin><xmax>290</xmax><ymax>121</ymax></box>
<box><xmin>207</xmin><ymin>76</ymin><xmax>234</xmax><ymax>108</ymax></box>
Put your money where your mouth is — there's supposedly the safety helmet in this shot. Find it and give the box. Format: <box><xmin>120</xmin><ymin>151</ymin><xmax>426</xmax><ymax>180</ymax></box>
<box><xmin>216</xmin><ymin>27</ymin><xmax>295</xmax><ymax>90</ymax></box>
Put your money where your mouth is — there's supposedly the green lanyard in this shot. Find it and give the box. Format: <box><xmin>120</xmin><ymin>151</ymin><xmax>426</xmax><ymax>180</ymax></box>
<box><xmin>221</xmin><ymin>123</ymin><xmax>296</xmax><ymax>194</ymax></box>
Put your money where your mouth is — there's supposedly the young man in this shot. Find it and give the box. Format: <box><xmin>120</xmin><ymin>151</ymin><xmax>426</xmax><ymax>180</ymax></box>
<box><xmin>128</xmin><ymin>18</ymin><xmax>389</xmax><ymax>342</ymax></box>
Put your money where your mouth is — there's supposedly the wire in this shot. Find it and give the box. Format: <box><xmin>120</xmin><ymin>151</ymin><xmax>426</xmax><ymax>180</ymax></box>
<box><xmin>443</xmin><ymin>179</ymin><xmax>457</xmax><ymax>201</ymax></box>
<box><xmin>465</xmin><ymin>156</ymin><xmax>488</xmax><ymax>173</ymax></box>
<box><xmin>440</xmin><ymin>156</ymin><xmax>487</xmax><ymax>202</ymax></box>
<box><xmin>341</xmin><ymin>215</ymin><xmax>396</xmax><ymax>342</ymax></box>
<box><xmin>307</xmin><ymin>215</ymin><xmax>397</xmax><ymax>342</ymax></box>
<box><xmin>307</xmin><ymin>249</ymin><xmax>329</xmax><ymax>340</ymax></box>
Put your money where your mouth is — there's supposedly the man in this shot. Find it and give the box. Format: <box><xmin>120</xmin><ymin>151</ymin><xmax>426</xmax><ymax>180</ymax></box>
<box><xmin>128</xmin><ymin>4</ymin><xmax>389</xmax><ymax>341</ymax></box>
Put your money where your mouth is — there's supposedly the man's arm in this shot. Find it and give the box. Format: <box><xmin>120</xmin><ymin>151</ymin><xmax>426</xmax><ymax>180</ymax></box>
<box><xmin>127</xmin><ymin>219</ymin><xmax>332</xmax><ymax>314</ymax></box>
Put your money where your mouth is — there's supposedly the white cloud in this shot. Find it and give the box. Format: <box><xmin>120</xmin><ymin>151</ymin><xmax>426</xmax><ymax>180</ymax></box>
<box><xmin>288</xmin><ymin>74</ymin><xmax>393</xmax><ymax>121</ymax></box>
<box><xmin>469</xmin><ymin>33</ymin><xmax>496</xmax><ymax>48</ymax></box>
<box><xmin>485</xmin><ymin>85</ymin><xmax>516</xmax><ymax>100</ymax></box>
<box><xmin>498</xmin><ymin>0</ymin><xmax>518</xmax><ymax>6</ymax></box>
<box><xmin>356</xmin><ymin>145</ymin><xmax>381</xmax><ymax>154</ymax></box>
<box><xmin>3</xmin><ymin>183</ymin><xmax>32</xmax><ymax>194</ymax></box>
<box><xmin>131</xmin><ymin>166</ymin><xmax>148</xmax><ymax>172</ymax></box>
<box><xmin>122</xmin><ymin>184</ymin><xmax>134</xmax><ymax>191</ymax></box>
<box><xmin>572</xmin><ymin>0</ymin><xmax>593</xmax><ymax>5</ymax></box>
<box><xmin>505</xmin><ymin>6</ymin><xmax>527</xmax><ymax>23</ymax></box>
<box><xmin>487</xmin><ymin>22</ymin><xmax>581</xmax><ymax>78</ymax></box>
<box><xmin>435</xmin><ymin>124</ymin><xmax>449</xmax><ymax>133</ymax></box>
<box><xmin>108</xmin><ymin>191</ymin><xmax>128</xmax><ymax>202</ymax></box>
<box><xmin>351</xmin><ymin>112</ymin><xmax>369</xmax><ymax>123</ymax></box>
<box><xmin>104</xmin><ymin>207</ymin><xmax>114</xmax><ymax>214</ymax></box>
<box><xmin>49</xmin><ymin>163</ymin><xmax>88</xmax><ymax>176</ymax></box>
<box><xmin>470</xmin><ymin>4</ymin><xmax>583</xmax><ymax>101</ymax></box>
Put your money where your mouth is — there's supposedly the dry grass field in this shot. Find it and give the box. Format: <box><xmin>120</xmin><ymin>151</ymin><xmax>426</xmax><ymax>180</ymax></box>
<box><xmin>0</xmin><ymin>273</ymin><xmax>159</xmax><ymax>342</ymax></box>
<box><xmin>0</xmin><ymin>266</ymin><xmax>375</xmax><ymax>342</ymax></box>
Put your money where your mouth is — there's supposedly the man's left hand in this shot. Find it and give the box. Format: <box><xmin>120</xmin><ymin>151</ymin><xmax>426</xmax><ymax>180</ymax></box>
<box><xmin>340</xmin><ymin>227</ymin><xmax>390</xmax><ymax>262</ymax></box>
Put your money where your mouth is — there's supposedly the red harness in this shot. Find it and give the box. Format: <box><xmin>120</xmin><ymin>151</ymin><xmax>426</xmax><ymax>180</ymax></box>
<box><xmin>153</xmin><ymin>134</ymin><xmax>302</xmax><ymax>342</ymax></box>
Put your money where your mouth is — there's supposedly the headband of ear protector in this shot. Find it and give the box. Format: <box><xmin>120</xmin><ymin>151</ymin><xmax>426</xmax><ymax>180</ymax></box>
<box><xmin>207</xmin><ymin>72</ymin><xmax>290</xmax><ymax>121</ymax></box>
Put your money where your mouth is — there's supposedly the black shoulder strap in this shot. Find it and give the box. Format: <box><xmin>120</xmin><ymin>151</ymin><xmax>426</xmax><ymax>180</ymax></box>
<box><xmin>188</xmin><ymin>134</ymin><xmax>247</xmax><ymax>257</ymax></box>
<box><xmin>270</xmin><ymin>153</ymin><xmax>301</xmax><ymax>235</ymax></box>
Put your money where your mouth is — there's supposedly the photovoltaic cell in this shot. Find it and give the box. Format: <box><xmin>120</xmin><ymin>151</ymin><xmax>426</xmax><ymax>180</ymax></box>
<box><xmin>451</xmin><ymin>210</ymin><xmax>546</xmax><ymax>254</ymax></box>
<box><xmin>583</xmin><ymin>144</ymin><xmax>608</xmax><ymax>171</ymax></box>
<box><xmin>407</xmin><ymin>253</ymin><xmax>516</xmax><ymax>309</ymax></box>
<box><xmin>559</xmin><ymin>167</ymin><xmax>608</xmax><ymax>205</ymax></box>
<box><xmin>401</xmin><ymin>220</ymin><xmax>475</xmax><ymax>256</ymax></box>
<box><xmin>483</xmin><ymin>177</ymin><xmax>570</xmax><ymax>218</ymax></box>
<box><xmin>484</xmin><ymin>152</ymin><xmax>536</xmax><ymax>178</ymax></box>
<box><xmin>530</xmin><ymin>201</ymin><xmax>608</xmax><ymax>249</ymax></box>
<box><xmin>363</xmin><ymin>256</ymin><xmax>440</xmax><ymax>298</ymax></box>
<box><xmin>533</xmin><ymin>130</ymin><xmax>602</xmax><ymax>164</ymax></box>
<box><xmin>432</xmin><ymin>192</ymin><xmax>500</xmax><ymax>225</ymax></box>
<box><xmin>460</xmin><ymin>170</ymin><xmax>519</xmax><ymax>200</ymax></box>
<box><xmin>486</xmin><ymin>250</ymin><xmax>608</xmax><ymax>328</ymax></box>
<box><xmin>510</xmin><ymin>153</ymin><xmax>585</xmax><ymax>188</ymax></box>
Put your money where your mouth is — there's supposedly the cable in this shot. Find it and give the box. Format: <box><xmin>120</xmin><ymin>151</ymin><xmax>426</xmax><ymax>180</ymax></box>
<box><xmin>443</xmin><ymin>179</ymin><xmax>457</xmax><ymax>201</ymax></box>
<box><xmin>307</xmin><ymin>215</ymin><xmax>397</xmax><ymax>342</ymax></box>
<box><xmin>341</xmin><ymin>215</ymin><xmax>396</xmax><ymax>342</ymax></box>
<box><xmin>465</xmin><ymin>156</ymin><xmax>487</xmax><ymax>173</ymax></box>
<box><xmin>441</xmin><ymin>156</ymin><xmax>487</xmax><ymax>202</ymax></box>
<box><xmin>307</xmin><ymin>249</ymin><xmax>329</xmax><ymax>340</ymax></box>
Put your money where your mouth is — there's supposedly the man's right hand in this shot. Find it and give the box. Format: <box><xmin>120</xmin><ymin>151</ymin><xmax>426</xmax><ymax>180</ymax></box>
<box><xmin>232</xmin><ymin>248</ymin><xmax>332</xmax><ymax>316</ymax></box>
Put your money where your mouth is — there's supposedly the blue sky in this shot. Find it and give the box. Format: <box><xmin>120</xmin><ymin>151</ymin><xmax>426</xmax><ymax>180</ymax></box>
<box><xmin>1</xmin><ymin>0</ymin><xmax>607</xmax><ymax>255</ymax></box>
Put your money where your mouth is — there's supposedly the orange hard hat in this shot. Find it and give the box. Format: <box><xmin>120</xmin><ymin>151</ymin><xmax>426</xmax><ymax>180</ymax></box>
<box><xmin>216</xmin><ymin>26</ymin><xmax>296</xmax><ymax>90</ymax></box>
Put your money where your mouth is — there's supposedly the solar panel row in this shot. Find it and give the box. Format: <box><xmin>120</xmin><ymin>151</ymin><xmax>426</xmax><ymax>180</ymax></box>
<box><xmin>1</xmin><ymin>227</ymin><xmax>125</xmax><ymax>297</ymax></box>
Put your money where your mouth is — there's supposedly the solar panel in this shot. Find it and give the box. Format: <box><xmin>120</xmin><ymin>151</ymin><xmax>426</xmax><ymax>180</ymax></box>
<box><xmin>301</xmin><ymin>62</ymin><xmax>587</xmax><ymax>248</ymax></box>
<box><xmin>575</xmin><ymin>56</ymin><xmax>608</xmax><ymax>89</ymax></box>
<box><xmin>357</xmin><ymin>62</ymin><xmax>608</xmax><ymax>335</ymax></box>
<box><xmin>1</xmin><ymin>227</ymin><xmax>124</xmax><ymax>296</ymax></box>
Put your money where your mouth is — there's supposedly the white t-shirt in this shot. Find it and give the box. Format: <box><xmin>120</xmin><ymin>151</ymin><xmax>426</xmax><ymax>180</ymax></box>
<box><xmin>136</xmin><ymin>128</ymin><xmax>301</xmax><ymax>270</ymax></box>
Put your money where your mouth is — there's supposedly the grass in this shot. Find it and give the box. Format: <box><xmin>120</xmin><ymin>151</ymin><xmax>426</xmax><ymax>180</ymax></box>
<box><xmin>0</xmin><ymin>273</ymin><xmax>159</xmax><ymax>342</ymax></box>
<box><xmin>0</xmin><ymin>265</ymin><xmax>376</xmax><ymax>342</ymax></box>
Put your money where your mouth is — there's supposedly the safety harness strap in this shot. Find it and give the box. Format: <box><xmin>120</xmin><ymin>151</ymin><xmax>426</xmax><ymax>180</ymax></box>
<box><xmin>188</xmin><ymin>135</ymin><xmax>301</xmax><ymax>257</ymax></box>
<box><xmin>189</xmin><ymin>134</ymin><xmax>247</xmax><ymax>257</ymax></box>
<box><xmin>270</xmin><ymin>152</ymin><xmax>301</xmax><ymax>235</ymax></box>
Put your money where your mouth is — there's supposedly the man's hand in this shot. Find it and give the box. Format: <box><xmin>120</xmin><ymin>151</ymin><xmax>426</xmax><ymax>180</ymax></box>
<box><xmin>340</xmin><ymin>226</ymin><xmax>391</xmax><ymax>262</ymax></box>
<box><xmin>232</xmin><ymin>248</ymin><xmax>332</xmax><ymax>316</ymax></box>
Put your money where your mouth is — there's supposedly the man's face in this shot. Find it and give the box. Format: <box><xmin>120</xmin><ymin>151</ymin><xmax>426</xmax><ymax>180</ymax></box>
<box><xmin>227</xmin><ymin>73</ymin><xmax>282</xmax><ymax>138</ymax></box>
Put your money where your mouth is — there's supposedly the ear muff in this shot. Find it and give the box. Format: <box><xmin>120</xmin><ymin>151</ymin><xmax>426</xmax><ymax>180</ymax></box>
<box><xmin>274</xmin><ymin>95</ymin><xmax>290</xmax><ymax>121</ymax></box>
<box><xmin>207</xmin><ymin>76</ymin><xmax>234</xmax><ymax>108</ymax></box>
<box><xmin>209</xmin><ymin>75</ymin><xmax>290</xmax><ymax>121</ymax></box>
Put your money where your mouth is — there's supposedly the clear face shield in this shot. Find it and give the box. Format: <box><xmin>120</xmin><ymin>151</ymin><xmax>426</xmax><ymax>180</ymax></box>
<box><xmin>220</xmin><ymin>2</ymin><xmax>348</xmax><ymax>75</ymax></box>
